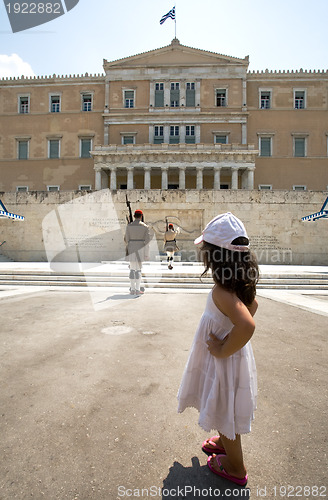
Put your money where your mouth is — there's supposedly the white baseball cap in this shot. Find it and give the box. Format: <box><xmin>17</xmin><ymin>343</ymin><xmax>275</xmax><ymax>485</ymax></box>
<box><xmin>194</xmin><ymin>212</ymin><xmax>249</xmax><ymax>252</ymax></box>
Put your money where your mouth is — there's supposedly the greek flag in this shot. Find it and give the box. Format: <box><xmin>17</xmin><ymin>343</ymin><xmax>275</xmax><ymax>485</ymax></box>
<box><xmin>160</xmin><ymin>6</ymin><xmax>175</xmax><ymax>25</ymax></box>
<box><xmin>0</xmin><ymin>199</ymin><xmax>24</xmax><ymax>221</ymax></box>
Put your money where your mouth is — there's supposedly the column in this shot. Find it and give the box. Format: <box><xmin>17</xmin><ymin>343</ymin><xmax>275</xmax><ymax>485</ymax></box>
<box><xmin>242</xmin><ymin>78</ymin><xmax>247</xmax><ymax>108</ymax></box>
<box><xmin>180</xmin><ymin>81</ymin><xmax>186</xmax><ymax>107</ymax></box>
<box><xmin>231</xmin><ymin>167</ymin><xmax>239</xmax><ymax>190</ymax></box>
<box><xmin>95</xmin><ymin>169</ymin><xmax>102</xmax><ymax>191</ymax></box>
<box><xmin>180</xmin><ymin>125</ymin><xmax>186</xmax><ymax>144</ymax></box>
<box><xmin>195</xmin><ymin>80</ymin><xmax>201</xmax><ymax>107</ymax></box>
<box><xmin>144</xmin><ymin>166</ymin><xmax>151</xmax><ymax>190</ymax></box>
<box><xmin>179</xmin><ymin>166</ymin><xmax>186</xmax><ymax>189</ymax></box>
<box><xmin>214</xmin><ymin>167</ymin><xmax>221</xmax><ymax>190</ymax></box>
<box><xmin>247</xmin><ymin>167</ymin><xmax>255</xmax><ymax>190</ymax></box>
<box><xmin>104</xmin><ymin>124</ymin><xmax>109</xmax><ymax>146</ymax></box>
<box><xmin>164</xmin><ymin>82</ymin><xmax>170</xmax><ymax>107</ymax></box>
<box><xmin>127</xmin><ymin>167</ymin><xmax>134</xmax><ymax>190</ymax></box>
<box><xmin>161</xmin><ymin>166</ymin><xmax>168</xmax><ymax>190</ymax></box>
<box><xmin>149</xmin><ymin>82</ymin><xmax>155</xmax><ymax>107</ymax></box>
<box><xmin>149</xmin><ymin>125</ymin><xmax>154</xmax><ymax>144</ymax></box>
<box><xmin>196</xmin><ymin>166</ymin><xmax>203</xmax><ymax>190</ymax></box>
<box><xmin>95</xmin><ymin>166</ymin><xmax>108</xmax><ymax>191</ymax></box>
<box><xmin>104</xmin><ymin>80</ymin><xmax>110</xmax><ymax>111</ymax></box>
<box><xmin>164</xmin><ymin>125</ymin><xmax>170</xmax><ymax>143</ymax></box>
<box><xmin>242</xmin><ymin>122</ymin><xmax>247</xmax><ymax>145</ymax></box>
<box><xmin>109</xmin><ymin>167</ymin><xmax>117</xmax><ymax>190</ymax></box>
<box><xmin>195</xmin><ymin>125</ymin><xmax>201</xmax><ymax>144</ymax></box>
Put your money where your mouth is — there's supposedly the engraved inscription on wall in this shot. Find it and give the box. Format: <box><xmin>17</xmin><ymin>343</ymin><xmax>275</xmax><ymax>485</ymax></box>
<box><xmin>251</xmin><ymin>235</ymin><xmax>291</xmax><ymax>251</ymax></box>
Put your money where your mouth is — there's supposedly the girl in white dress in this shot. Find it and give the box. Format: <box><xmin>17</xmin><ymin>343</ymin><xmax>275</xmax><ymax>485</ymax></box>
<box><xmin>177</xmin><ymin>213</ymin><xmax>259</xmax><ymax>486</ymax></box>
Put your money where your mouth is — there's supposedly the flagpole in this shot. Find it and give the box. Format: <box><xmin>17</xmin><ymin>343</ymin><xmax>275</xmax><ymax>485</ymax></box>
<box><xmin>174</xmin><ymin>4</ymin><xmax>177</xmax><ymax>38</ymax></box>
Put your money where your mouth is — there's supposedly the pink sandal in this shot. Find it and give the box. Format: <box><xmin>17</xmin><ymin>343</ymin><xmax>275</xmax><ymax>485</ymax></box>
<box><xmin>207</xmin><ymin>454</ymin><xmax>248</xmax><ymax>486</ymax></box>
<box><xmin>202</xmin><ymin>435</ymin><xmax>226</xmax><ymax>455</ymax></box>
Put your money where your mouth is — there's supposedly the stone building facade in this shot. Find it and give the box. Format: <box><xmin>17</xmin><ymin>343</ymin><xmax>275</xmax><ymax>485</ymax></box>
<box><xmin>1</xmin><ymin>38</ymin><xmax>327</xmax><ymax>193</ymax></box>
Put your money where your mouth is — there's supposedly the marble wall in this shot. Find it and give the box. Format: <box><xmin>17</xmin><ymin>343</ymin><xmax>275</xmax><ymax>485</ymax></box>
<box><xmin>0</xmin><ymin>189</ymin><xmax>327</xmax><ymax>265</ymax></box>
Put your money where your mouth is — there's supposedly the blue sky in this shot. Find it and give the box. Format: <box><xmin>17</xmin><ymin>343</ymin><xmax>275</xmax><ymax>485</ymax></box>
<box><xmin>0</xmin><ymin>0</ymin><xmax>327</xmax><ymax>78</ymax></box>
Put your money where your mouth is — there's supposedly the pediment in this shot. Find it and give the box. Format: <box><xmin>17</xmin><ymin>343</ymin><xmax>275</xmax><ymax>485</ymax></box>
<box><xmin>104</xmin><ymin>39</ymin><xmax>249</xmax><ymax>71</ymax></box>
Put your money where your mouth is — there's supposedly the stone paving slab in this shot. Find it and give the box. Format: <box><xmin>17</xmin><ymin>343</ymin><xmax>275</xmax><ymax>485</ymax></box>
<box><xmin>0</xmin><ymin>288</ymin><xmax>327</xmax><ymax>499</ymax></box>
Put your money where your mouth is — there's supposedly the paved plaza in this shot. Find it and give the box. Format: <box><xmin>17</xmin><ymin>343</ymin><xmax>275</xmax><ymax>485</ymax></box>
<box><xmin>0</xmin><ymin>263</ymin><xmax>327</xmax><ymax>499</ymax></box>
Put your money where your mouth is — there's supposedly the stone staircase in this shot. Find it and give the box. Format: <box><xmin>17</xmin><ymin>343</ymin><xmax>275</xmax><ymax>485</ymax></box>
<box><xmin>0</xmin><ymin>263</ymin><xmax>327</xmax><ymax>290</ymax></box>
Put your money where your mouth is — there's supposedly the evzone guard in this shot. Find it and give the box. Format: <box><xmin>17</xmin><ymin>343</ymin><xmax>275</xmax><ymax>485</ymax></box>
<box><xmin>124</xmin><ymin>203</ymin><xmax>150</xmax><ymax>296</ymax></box>
<box><xmin>164</xmin><ymin>220</ymin><xmax>180</xmax><ymax>270</ymax></box>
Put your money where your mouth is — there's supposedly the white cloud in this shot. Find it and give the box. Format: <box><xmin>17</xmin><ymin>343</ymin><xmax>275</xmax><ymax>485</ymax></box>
<box><xmin>0</xmin><ymin>54</ymin><xmax>36</xmax><ymax>78</ymax></box>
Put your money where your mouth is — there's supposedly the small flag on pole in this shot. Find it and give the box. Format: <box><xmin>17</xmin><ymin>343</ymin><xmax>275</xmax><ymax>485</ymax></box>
<box><xmin>160</xmin><ymin>6</ymin><xmax>175</xmax><ymax>25</ymax></box>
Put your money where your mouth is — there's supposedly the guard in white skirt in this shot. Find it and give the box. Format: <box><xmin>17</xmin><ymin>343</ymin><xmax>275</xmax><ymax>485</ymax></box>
<box><xmin>124</xmin><ymin>209</ymin><xmax>150</xmax><ymax>295</ymax></box>
<box><xmin>164</xmin><ymin>223</ymin><xmax>179</xmax><ymax>270</ymax></box>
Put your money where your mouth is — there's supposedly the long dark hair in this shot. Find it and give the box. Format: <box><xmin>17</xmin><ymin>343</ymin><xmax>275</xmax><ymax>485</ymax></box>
<box><xmin>200</xmin><ymin>237</ymin><xmax>259</xmax><ymax>306</ymax></box>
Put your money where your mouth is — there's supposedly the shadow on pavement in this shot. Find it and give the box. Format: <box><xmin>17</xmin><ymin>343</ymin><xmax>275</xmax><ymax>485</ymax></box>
<box><xmin>96</xmin><ymin>294</ymin><xmax>138</xmax><ymax>303</ymax></box>
<box><xmin>162</xmin><ymin>456</ymin><xmax>250</xmax><ymax>499</ymax></box>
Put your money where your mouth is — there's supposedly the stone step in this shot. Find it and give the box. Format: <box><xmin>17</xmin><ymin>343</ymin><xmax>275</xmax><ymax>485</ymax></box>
<box><xmin>1</xmin><ymin>275</ymin><xmax>328</xmax><ymax>289</ymax></box>
<box><xmin>0</xmin><ymin>270</ymin><xmax>328</xmax><ymax>280</ymax></box>
<box><xmin>0</xmin><ymin>265</ymin><xmax>327</xmax><ymax>290</ymax></box>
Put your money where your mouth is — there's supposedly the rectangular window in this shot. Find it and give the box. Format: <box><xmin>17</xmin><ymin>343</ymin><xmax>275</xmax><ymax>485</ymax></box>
<box><xmin>48</xmin><ymin>139</ymin><xmax>60</xmax><ymax>159</ymax></box>
<box><xmin>154</xmin><ymin>126</ymin><xmax>164</xmax><ymax>144</ymax></box>
<box><xmin>82</xmin><ymin>93</ymin><xmax>92</xmax><ymax>112</ymax></box>
<box><xmin>260</xmin><ymin>91</ymin><xmax>271</xmax><ymax>109</ymax></box>
<box><xmin>260</xmin><ymin>137</ymin><xmax>272</xmax><ymax>157</ymax></box>
<box><xmin>170</xmin><ymin>82</ymin><xmax>180</xmax><ymax>107</ymax></box>
<box><xmin>47</xmin><ymin>185</ymin><xmax>60</xmax><ymax>192</ymax></box>
<box><xmin>79</xmin><ymin>185</ymin><xmax>92</xmax><ymax>191</ymax></box>
<box><xmin>215</xmin><ymin>135</ymin><xmax>228</xmax><ymax>144</ymax></box>
<box><xmin>216</xmin><ymin>89</ymin><xmax>226</xmax><ymax>107</ymax></box>
<box><xmin>80</xmin><ymin>138</ymin><xmax>92</xmax><ymax>158</ymax></box>
<box><xmin>124</xmin><ymin>90</ymin><xmax>134</xmax><ymax>108</ymax></box>
<box><xmin>293</xmin><ymin>185</ymin><xmax>306</xmax><ymax>191</ymax></box>
<box><xmin>155</xmin><ymin>83</ymin><xmax>164</xmax><ymax>107</ymax></box>
<box><xmin>185</xmin><ymin>125</ymin><xmax>195</xmax><ymax>144</ymax></box>
<box><xmin>169</xmin><ymin>125</ymin><xmax>179</xmax><ymax>144</ymax></box>
<box><xmin>18</xmin><ymin>140</ymin><xmax>28</xmax><ymax>159</ymax></box>
<box><xmin>294</xmin><ymin>90</ymin><xmax>305</xmax><ymax>109</ymax></box>
<box><xmin>186</xmin><ymin>82</ymin><xmax>195</xmax><ymax>107</ymax></box>
<box><xmin>16</xmin><ymin>186</ymin><xmax>28</xmax><ymax>192</ymax></box>
<box><xmin>294</xmin><ymin>137</ymin><xmax>306</xmax><ymax>157</ymax></box>
<box><xmin>19</xmin><ymin>96</ymin><xmax>29</xmax><ymax>114</ymax></box>
<box><xmin>123</xmin><ymin>135</ymin><xmax>134</xmax><ymax>145</ymax></box>
<box><xmin>50</xmin><ymin>95</ymin><xmax>60</xmax><ymax>113</ymax></box>
<box><xmin>259</xmin><ymin>184</ymin><xmax>272</xmax><ymax>190</ymax></box>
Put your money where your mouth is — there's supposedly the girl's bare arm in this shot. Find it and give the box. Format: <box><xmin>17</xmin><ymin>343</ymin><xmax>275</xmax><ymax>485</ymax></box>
<box><xmin>207</xmin><ymin>286</ymin><xmax>256</xmax><ymax>358</ymax></box>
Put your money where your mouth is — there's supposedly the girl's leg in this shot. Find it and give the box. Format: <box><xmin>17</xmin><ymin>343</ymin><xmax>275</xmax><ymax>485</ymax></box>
<box><xmin>209</xmin><ymin>433</ymin><xmax>246</xmax><ymax>479</ymax></box>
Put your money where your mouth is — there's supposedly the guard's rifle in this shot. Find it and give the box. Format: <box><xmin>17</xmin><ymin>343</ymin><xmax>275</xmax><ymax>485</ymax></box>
<box><xmin>165</xmin><ymin>217</ymin><xmax>169</xmax><ymax>231</ymax></box>
<box><xmin>126</xmin><ymin>194</ymin><xmax>133</xmax><ymax>224</ymax></box>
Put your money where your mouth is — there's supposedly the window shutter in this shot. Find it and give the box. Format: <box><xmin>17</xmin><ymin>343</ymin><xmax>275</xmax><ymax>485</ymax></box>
<box><xmin>170</xmin><ymin>90</ymin><xmax>180</xmax><ymax>106</ymax></box>
<box><xmin>49</xmin><ymin>140</ymin><xmax>59</xmax><ymax>158</ymax></box>
<box><xmin>186</xmin><ymin>89</ymin><xmax>195</xmax><ymax>107</ymax></box>
<box><xmin>294</xmin><ymin>138</ymin><xmax>305</xmax><ymax>157</ymax></box>
<box><xmin>155</xmin><ymin>90</ymin><xmax>164</xmax><ymax>107</ymax></box>
<box><xmin>81</xmin><ymin>139</ymin><xmax>91</xmax><ymax>158</ymax></box>
<box><xmin>19</xmin><ymin>141</ymin><xmax>28</xmax><ymax>159</ymax></box>
<box><xmin>260</xmin><ymin>137</ymin><xmax>271</xmax><ymax>157</ymax></box>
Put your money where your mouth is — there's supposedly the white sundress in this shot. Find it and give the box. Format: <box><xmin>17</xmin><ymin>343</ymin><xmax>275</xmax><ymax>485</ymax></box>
<box><xmin>177</xmin><ymin>289</ymin><xmax>257</xmax><ymax>441</ymax></box>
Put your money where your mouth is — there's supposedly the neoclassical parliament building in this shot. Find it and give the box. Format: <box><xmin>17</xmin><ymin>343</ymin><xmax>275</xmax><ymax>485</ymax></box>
<box><xmin>1</xmin><ymin>38</ymin><xmax>328</xmax><ymax>193</ymax></box>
